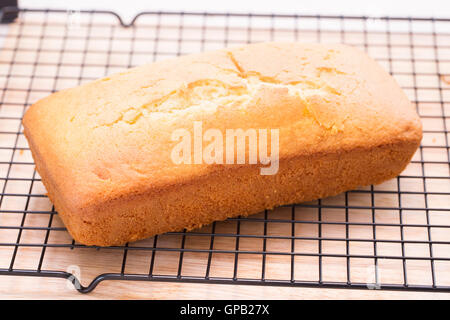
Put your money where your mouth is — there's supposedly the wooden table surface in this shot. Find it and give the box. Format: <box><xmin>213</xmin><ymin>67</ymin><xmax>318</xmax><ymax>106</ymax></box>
<box><xmin>1</xmin><ymin>275</ymin><xmax>450</xmax><ymax>299</ymax></box>
<box><xmin>0</xmin><ymin>11</ymin><xmax>449</xmax><ymax>300</ymax></box>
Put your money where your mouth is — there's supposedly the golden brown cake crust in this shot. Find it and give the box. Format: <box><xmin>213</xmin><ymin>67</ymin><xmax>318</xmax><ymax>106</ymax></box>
<box><xmin>22</xmin><ymin>42</ymin><xmax>422</xmax><ymax>246</ymax></box>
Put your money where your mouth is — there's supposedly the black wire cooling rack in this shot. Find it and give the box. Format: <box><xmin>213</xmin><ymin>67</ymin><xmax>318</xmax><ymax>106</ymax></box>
<box><xmin>0</xmin><ymin>7</ymin><xmax>449</xmax><ymax>294</ymax></box>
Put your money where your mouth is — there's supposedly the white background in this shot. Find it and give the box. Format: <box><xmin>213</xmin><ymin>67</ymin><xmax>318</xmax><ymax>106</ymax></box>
<box><xmin>18</xmin><ymin>0</ymin><xmax>450</xmax><ymax>23</ymax></box>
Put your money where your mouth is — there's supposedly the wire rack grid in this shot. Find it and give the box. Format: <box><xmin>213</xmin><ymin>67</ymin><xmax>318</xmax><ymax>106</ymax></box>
<box><xmin>0</xmin><ymin>8</ymin><xmax>449</xmax><ymax>294</ymax></box>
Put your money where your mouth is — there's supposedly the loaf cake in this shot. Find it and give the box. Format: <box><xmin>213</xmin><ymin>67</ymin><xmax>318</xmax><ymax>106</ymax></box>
<box><xmin>22</xmin><ymin>42</ymin><xmax>422</xmax><ymax>246</ymax></box>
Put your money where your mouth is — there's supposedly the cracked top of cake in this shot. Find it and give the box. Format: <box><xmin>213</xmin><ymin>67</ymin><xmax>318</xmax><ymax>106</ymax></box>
<box><xmin>22</xmin><ymin>42</ymin><xmax>421</xmax><ymax>209</ymax></box>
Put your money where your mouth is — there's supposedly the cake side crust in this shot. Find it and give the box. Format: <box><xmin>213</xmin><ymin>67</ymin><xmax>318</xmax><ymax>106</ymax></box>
<box><xmin>53</xmin><ymin>141</ymin><xmax>418</xmax><ymax>246</ymax></box>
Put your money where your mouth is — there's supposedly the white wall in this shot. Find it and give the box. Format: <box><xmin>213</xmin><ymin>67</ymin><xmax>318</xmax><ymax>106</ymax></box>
<box><xmin>18</xmin><ymin>0</ymin><xmax>450</xmax><ymax>23</ymax></box>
